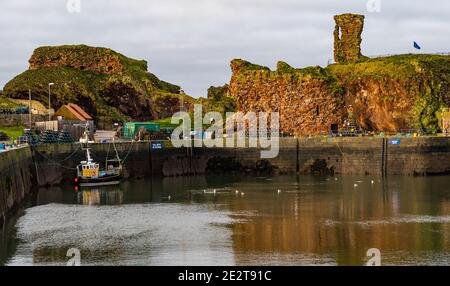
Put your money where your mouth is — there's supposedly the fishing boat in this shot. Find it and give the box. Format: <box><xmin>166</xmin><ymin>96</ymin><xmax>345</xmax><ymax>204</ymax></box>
<box><xmin>75</xmin><ymin>147</ymin><xmax>123</xmax><ymax>187</ymax></box>
<box><xmin>75</xmin><ymin>124</ymin><xmax>123</xmax><ymax>187</ymax></box>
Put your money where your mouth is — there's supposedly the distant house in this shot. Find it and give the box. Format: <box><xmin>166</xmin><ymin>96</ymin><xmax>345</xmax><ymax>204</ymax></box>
<box><xmin>53</xmin><ymin>103</ymin><xmax>93</xmax><ymax>122</ymax></box>
<box><xmin>35</xmin><ymin>103</ymin><xmax>94</xmax><ymax>140</ymax></box>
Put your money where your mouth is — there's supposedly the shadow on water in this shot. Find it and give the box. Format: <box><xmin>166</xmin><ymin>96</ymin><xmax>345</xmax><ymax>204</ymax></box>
<box><xmin>0</xmin><ymin>211</ymin><xmax>22</xmax><ymax>265</ymax></box>
<box><xmin>1</xmin><ymin>174</ymin><xmax>450</xmax><ymax>266</ymax></box>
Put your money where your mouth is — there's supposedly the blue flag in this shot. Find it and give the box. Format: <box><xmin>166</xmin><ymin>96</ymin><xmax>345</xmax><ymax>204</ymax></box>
<box><xmin>413</xmin><ymin>41</ymin><xmax>421</xmax><ymax>50</ymax></box>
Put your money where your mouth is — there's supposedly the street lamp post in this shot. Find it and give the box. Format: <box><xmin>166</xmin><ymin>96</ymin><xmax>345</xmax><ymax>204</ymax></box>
<box><xmin>48</xmin><ymin>83</ymin><xmax>54</xmax><ymax>121</ymax></box>
<box><xmin>28</xmin><ymin>89</ymin><xmax>32</xmax><ymax>130</ymax></box>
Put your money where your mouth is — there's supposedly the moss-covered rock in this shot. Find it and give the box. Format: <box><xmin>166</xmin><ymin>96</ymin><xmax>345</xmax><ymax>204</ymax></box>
<box><xmin>230</xmin><ymin>59</ymin><xmax>346</xmax><ymax>136</ymax></box>
<box><xmin>229</xmin><ymin>14</ymin><xmax>450</xmax><ymax>135</ymax></box>
<box><xmin>334</xmin><ymin>14</ymin><xmax>366</xmax><ymax>64</ymax></box>
<box><xmin>229</xmin><ymin>54</ymin><xmax>450</xmax><ymax>135</ymax></box>
<box><xmin>329</xmin><ymin>54</ymin><xmax>450</xmax><ymax>132</ymax></box>
<box><xmin>3</xmin><ymin>45</ymin><xmax>191</xmax><ymax>122</ymax></box>
<box><xmin>201</xmin><ymin>84</ymin><xmax>236</xmax><ymax>115</ymax></box>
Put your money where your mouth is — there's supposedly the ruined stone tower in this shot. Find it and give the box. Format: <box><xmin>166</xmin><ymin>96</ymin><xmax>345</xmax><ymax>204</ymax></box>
<box><xmin>334</xmin><ymin>14</ymin><xmax>365</xmax><ymax>63</ymax></box>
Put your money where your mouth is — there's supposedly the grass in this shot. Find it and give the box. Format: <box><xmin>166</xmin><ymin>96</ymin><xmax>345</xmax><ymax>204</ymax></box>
<box><xmin>0</xmin><ymin>97</ymin><xmax>24</xmax><ymax>109</ymax></box>
<box><xmin>3</xmin><ymin>44</ymin><xmax>188</xmax><ymax>123</ymax></box>
<box><xmin>0</xmin><ymin>126</ymin><xmax>25</xmax><ymax>139</ymax></box>
<box><xmin>8</xmin><ymin>98</ymin><xmax>47</xmax><ymax>113</ymax></box>
<box><xmin>152</xmin><ymin>117</ymin><xmax>180</xmax><ymax>129</ymax></box>
<box><xmin>234</xmin><ymin>54</ymin><xmax>450</xmax><ymax>132</ymax></box>
<box><xmin>152</xmin><ymin>117</ymin><xmax>213</xmax><ymax>130</ymax></box>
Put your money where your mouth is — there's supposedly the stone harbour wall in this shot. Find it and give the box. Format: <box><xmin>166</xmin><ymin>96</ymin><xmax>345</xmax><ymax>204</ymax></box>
<box><xmin>0</xmin><ymin>147</ymin><xmax>35</xmax><ymax>228</ymax></box>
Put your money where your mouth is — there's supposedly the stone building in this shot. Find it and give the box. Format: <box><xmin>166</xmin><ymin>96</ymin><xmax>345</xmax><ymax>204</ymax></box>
<box><xmin>334</xmin><ymin>14</ymin><xmax>365</xmax><ymax>63</ymax></box>
<box><xmin>53</xmin><ymin>103</ymin><xmax>93</xmax><ymax>122</ymax></box>
<box><xmin>35</xmin><ymin>103</ymin><xmax>95</xmax><ymax>140</ymax></box>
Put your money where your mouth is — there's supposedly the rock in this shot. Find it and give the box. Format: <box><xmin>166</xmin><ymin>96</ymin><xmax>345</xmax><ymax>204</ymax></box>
<box><xmin>329</xmin><ymin>54</ymin><xmax>450</xmax><ymax>133</ymax></box>
<box><xmin>229</xmin><ymin>59</ymin><xmax>346</xmax><ymax>136</ymax></box>
<box><xmin>3</xmin><ymin>45</ymin><xmax>195</xmax><ymax>123</ymax></box>
<box><xmin>196</xmin><ymin>84</ymin><xmax>236</xmax><ymax>115</ymax></box>
<box><xmin>29</xmin><ymin>45</ymin><xmax>127</xmax><ymax>74</ymax></box>
<box><xmin>228</xmin><ymin>14</ymin><xmax>450</xmax><ymax>135</ymax></box>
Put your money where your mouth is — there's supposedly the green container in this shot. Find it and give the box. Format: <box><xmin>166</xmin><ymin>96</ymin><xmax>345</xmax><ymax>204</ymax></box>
<box><xmin>123</xmin><ymin>122</ymin><xmax>161</xmax><ymax>139</ymax></box>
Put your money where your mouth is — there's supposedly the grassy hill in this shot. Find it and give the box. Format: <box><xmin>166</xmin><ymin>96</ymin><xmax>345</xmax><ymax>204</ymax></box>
<box><xmin>3</xmin><ymin>45</ymin><xmax>195</xmax><ymax>123</ymax></box>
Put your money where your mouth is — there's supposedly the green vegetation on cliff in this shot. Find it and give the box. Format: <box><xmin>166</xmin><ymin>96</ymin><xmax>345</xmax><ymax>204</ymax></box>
<box><xmin>230</xmin><ymin>54</ymin><xmax>450</xmax><ymax>133</ymax></box>
<box><xmin>231</xmin><ymin>59</ymin><xmax>271</xmax><ymax>72</ymax></box>
<box><xmin>329</xmin><ymin>54</ymin><xmax>450</xmax><ymax>132</ymax></box>
<box><xmin>3</xmin><ymin>45</ymin><xmax>188</xmax><ymax>123</ymax></box>
<box><xmin>0</xmin><ymin>97</ymin><xmax>24</xmax><ymax>109</ymax></box>
<box><xmin>200</xmin><ymin>84</ymin><xmax>236</xmax><ymax>115</ymax></box>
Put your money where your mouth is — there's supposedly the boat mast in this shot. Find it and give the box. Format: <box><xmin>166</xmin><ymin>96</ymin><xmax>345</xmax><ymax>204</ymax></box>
<box><xmin>113</xmin><ymin>138</ymin><xmax>121</xmax><ymax>164</ymax></box>
<box><xmin>86</xmin><ymin>148</ymin><xmax>93</xmax><ymax>163</ymax></box>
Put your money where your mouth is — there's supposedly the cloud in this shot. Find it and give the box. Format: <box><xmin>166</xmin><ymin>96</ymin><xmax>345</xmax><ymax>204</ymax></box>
<box><xmin>0</xmin><ymin>0</ymin><xmax>449</xmax><ymax>97</ymax></box>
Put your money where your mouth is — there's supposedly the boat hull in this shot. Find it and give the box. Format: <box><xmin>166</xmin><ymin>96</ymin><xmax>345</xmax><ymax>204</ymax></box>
<box><xmin>77</xmin><ymin>174</ymin><xmax>122</xmax><ymax>187</ymax></box>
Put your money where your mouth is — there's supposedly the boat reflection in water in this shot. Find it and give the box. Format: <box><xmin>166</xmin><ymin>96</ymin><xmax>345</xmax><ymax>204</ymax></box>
<box><xmin>76</xmin><ymin>186</ymin><xmax>124</xmax><ymax>205</ymax></box>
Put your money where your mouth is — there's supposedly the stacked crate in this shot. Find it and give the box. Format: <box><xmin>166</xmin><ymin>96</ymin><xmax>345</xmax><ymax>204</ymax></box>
<box><xmin>57</xmin><ymin>130</ymin><xmax>75</xmax><ymax>144</ymax></box>
<box><xmin>19</xmin><ymin>130</ymin><xmax>40</xmax><ymax>145</ymax></box>
<box><xmin>39</xmin><ymin>130</ymin><xmax>59</xmax><ymax>144</ymax></box>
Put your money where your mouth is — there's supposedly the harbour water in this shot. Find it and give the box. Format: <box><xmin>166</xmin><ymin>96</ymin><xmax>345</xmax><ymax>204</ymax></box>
<box><xmin>1</xmin><ymin>175</ymin><xmax>449</xmax><ymax>266</ymax></box>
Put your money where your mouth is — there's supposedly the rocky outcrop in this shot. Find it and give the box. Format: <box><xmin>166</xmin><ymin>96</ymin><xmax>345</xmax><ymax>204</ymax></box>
<box><xmin>229</xmin><ymin>14</ymin><xmax>450</xmax><ymax>135</ymax></box>
<box><xmin>329</xmin><ymin>55</ymin><xmax>450</xmax><ymax>132</ymax></box>
<box><xmin>230</xmin><ymin>59</ymin><xmax>346</xmax><ymax>136</ymax></box>
<box><xmin>197</xmin><ymin>84</ymin><xmax>236</xmax><ymax>115</ymax></box>
<box><xmin>3</xmin><ymin>45</ymin><xmax>195</xmax><ymax>122</ymax></box>
<box><xmin>230</xmin><ymin>55</ymin><xmax>450</xmax><ymax>135</ymax></box>
<box><xmin>29</xmin><ymin>45</ymin><xmax>126</xmax><ymax>75</ymax></box>
<box><xmin>207</xmin><ymin>84</ymin><xmax>230</xmax><ymax>101</ymax></box>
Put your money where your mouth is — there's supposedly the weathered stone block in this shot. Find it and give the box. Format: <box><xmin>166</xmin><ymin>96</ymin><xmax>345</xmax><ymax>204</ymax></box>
<box><xmin>334</xmin><ymin>13</ymin><xmax>365</xmax><ymax>63</ymax></box>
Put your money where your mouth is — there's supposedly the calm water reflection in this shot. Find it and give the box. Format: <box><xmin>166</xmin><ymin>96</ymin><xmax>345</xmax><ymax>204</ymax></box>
<box><xmin>1</xmin><ymin>175</ymin><xmax>449</xmax><ymax>265</ymax></box>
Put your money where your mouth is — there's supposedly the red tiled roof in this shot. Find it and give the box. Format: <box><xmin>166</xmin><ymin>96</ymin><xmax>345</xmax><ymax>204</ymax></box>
<box><xmin>65</xmin><ymin>105</ymin><xmax>86</xmax><ymax>121</ymax></box>
<box><xmin>68</xmin><ymin>103</ymin><xmax>93</xmax><ymax>120</ymax></box>
<box><xmin>55</xmin><ymin>103</ymin><xmax>93</xmax><ymax>121</ymax></box>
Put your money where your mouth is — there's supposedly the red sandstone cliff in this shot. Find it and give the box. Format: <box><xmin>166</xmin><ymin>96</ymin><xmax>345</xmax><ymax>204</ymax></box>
<box><xmin>228</xmin><ymin>14</ymin><xmax>450</xmax><ymax>135</ymax></box>
<box><xmin>230</xmin><ymin>60</ymin><xmax>346</xmax><ymax>136</ymax></box>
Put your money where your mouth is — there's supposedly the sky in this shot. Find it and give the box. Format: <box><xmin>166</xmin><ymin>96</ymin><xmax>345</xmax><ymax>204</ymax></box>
<box><xmin>0</xmin><ymin>0</ymin><xmax>449</xmax><ymax>97</ymax></box>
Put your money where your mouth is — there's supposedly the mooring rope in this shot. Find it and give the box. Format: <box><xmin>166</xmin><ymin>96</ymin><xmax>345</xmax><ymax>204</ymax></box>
<box><xmin>59</xmin><ymin>144</ymin><xmax>82</xmax><ymax>162</ymax></box>
<box><xmin>32</xmin><ymin>144</ymin><xmax>82</xmax><ymax>170</ymax></box>
<box><xmin>105</xmin><ymin>142</ymin><xmax>111</xmax><ymax>161</ymax></box>
<box><xmin>333</xmin><ymin>140</ymin><xmax>345</xmax><ymax>155</ymax></box>
<box><xmin>120</xmin><ymin>140</ymin><xmax>135</xmax><ymax>164</ymax></box>
<box><xmin>32</xmin><ymin>140</ymin><xmax>136</xmax><ymax>170</ymax></box>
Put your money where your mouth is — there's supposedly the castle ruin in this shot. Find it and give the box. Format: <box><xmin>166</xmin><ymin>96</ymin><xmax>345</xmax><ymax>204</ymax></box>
<box><xmin>334</xmin><ymin>14</ymin><xmax>365</xmax><ymax>63</ymax></box>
